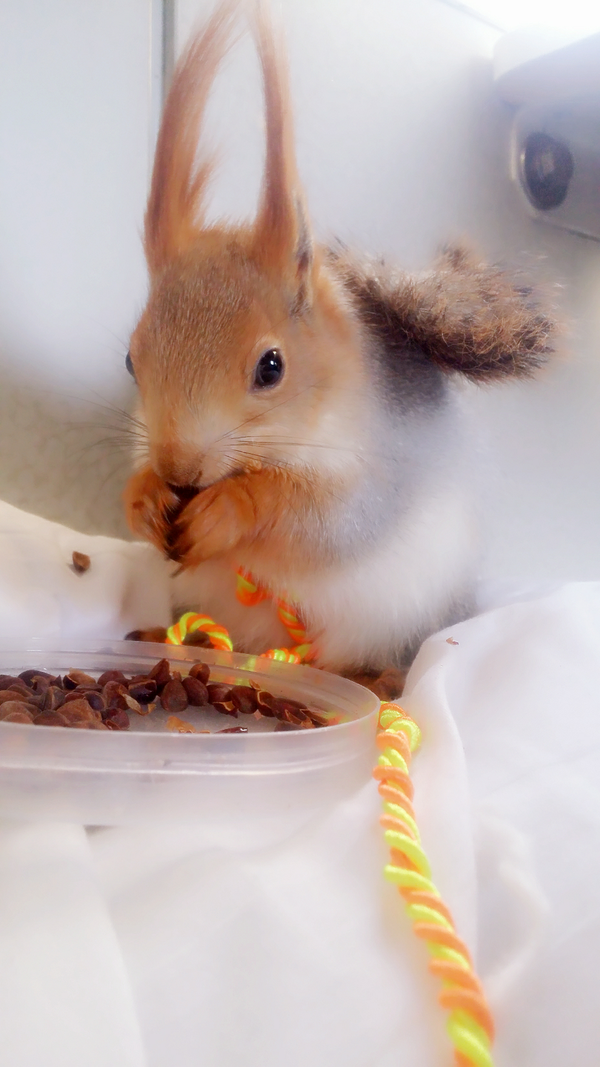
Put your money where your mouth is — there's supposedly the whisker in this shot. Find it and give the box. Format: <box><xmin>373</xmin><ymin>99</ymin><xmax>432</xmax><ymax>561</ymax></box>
<box><xmin>224</xmin><ymin>446</ymin><xmax>347</xmax><ymax>507</ymax></box>
<box><xmin>235</xmin><ymin>435</ymin><xmax>366</xmax><ymax>459</ymax></box>
<box><xmin>64</xmin><ymin>420</ymin><xmax>147</xmax><ymax>441</ymax></box>
<box><xmin>62</xmin><ymin>428</ymin><xmax>147</xmax><ymax>458</ymax></box>
<box><xmin>218</xmin><ymin>377</ymin><xmax>335</xmax><ymax>443</ymax></box>
<box><xmin>94</xmin><ymin>460</ymin><xmax>133</xmax><ymax>501</ymax></box>
<box><xmin>59</xmin><ymin>389</ymin><xmax>147</xmax><ymax>435</ymax></box>
<box><xmin>270</xmin><ymin>480</ymin><xmax>312</xmax><ymax>542</ymax></box>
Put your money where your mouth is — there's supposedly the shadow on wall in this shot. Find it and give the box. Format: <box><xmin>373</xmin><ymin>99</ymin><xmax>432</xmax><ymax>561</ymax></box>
<box><xmin>0</xmin><ymin>365</ymin><xmax>135</xmax><ymax>540</ymax></box>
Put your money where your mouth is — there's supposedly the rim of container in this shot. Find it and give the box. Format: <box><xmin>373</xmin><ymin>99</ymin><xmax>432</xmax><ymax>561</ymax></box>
<box><xmin>0</xmin><ymin>641</ymin><xmax>381</xmax><ymax>770</ymax></box>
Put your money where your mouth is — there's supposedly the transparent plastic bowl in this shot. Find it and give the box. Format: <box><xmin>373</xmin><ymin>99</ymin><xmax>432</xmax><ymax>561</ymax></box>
<box><xmin>0</xmin><ymin>642</ymin><xmax>379</xmax><ymax>826</ymax></box>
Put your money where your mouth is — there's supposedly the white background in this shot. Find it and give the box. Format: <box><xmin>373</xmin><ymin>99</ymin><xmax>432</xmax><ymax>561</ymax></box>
<box><xmin>1</xmin><ymin>0</ymin><xmax>600</xmax><ymax>580</ymax></box>
<box><xmin>0</xmin><ymin>0</ymin><xmax>159</xmax><ymax>537</ymax></box>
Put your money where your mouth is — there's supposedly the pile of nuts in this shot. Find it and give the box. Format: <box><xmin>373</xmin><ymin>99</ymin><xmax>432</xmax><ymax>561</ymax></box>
<box><xmin>0</xmin><ymin>658</ymin><xmax>331</xmax><ymax>732</ymax></box>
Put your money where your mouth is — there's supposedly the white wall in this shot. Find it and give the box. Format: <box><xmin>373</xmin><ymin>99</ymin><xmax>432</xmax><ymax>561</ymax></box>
<box><xmin>174</xmin><ymin>0</ymin><xmax>600</xmax><ymax>582</ymax></box>
<box><xmin>0</xmin><ymin>0</ymin><xmax>160</xmax><ymax>537</ymax></box>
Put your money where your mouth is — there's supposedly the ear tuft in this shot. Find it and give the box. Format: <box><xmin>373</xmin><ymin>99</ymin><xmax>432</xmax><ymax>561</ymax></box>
<box><xmin>250</xmin><ymin>2</ymin><xmax>314</xmax><ymax>313</ymax></box>
<box><xmin>144</xmin><ymin>1</ymin><xmax>238</xmax><ymax>273</ymax></box>
<box><xmin>331</xmin><ymin>244</ymin><xmax>557</xmax><ymax>382</ymax></box>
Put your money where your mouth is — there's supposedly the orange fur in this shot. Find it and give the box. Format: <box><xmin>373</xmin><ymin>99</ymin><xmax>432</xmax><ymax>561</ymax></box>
<box><xmin>126</xmin><ymin>227</ymin><xmax>365</xmax><ymax>570</ymax></box>
<box><xmin>168</xmin><ymin>464</ymin><xmax>335</xmax><ymax>568</ymax></box>
<box><xmin>123</xmin><ymin>464</ymin><xmax>180</xmax><ymax>552</ymax></box>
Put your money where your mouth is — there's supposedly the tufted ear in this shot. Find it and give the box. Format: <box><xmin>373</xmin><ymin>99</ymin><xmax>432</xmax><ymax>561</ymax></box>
<box><xmin>144</xmin><ymin>2</ymin><xmax>238</xmax><ymax>274</ymax></box>
<box><xmin>333</xmin><ymin>245</ymin><xmax>556</xmax><ymax>382</ymax></box>
<box><xmin>249</xmin><ymin>3</ymin><xmax>315</xmax><ymax>315</ymax></box>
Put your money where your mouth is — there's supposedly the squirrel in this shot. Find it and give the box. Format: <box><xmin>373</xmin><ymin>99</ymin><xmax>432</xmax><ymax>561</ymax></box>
<box><xmin>123</xmin><ymin>1</ymin><xmax>555</xmax><ymax>683</ymax></box>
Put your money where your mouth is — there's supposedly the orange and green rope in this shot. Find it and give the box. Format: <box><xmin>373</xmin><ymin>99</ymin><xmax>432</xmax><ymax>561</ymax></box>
<box><xmin>163</xmin><ymin>574</ymin><xmax>495</xmax><ymax>1066</ymax></box>
<box><xmin>376</xmin><ymin>702</ymin><xmax>494</xmax><ymax>1066</ymax></box>
<box><xmin>165</xmin><ymin>611</ymin><xmax>233</xmax><ymax>651</ymax></box>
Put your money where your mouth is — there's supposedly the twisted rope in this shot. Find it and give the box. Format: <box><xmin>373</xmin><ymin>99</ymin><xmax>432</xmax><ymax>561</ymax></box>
<box><xmin>165</xmin><ymin>611</ymin><xmax>233</xmax><ymax>651</ymax></box>
<box><xmin>234</xmin><ymin>567</ymin><xmax>316</xmax><ymax>663</ymax></box>
<box><xmin>376</xmin><ymin>702</ymin><xmax>494</xmax><ymax>1067</ymax></box>
<box><xmin>235</xmin><ymin>567</ymin><xmax>269</xmax><ymax>607</ymax></box>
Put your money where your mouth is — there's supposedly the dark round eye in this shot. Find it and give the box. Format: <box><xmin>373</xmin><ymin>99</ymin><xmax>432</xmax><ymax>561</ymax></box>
<box><xmin>125</xmin><ymin>351</ymin><xmax>136</xmax><ymax>381</ymax></box>
<box><xmin>253</xmin><ymin>348</ymin><xmax>284</xmax><ymax>389</ymax></box>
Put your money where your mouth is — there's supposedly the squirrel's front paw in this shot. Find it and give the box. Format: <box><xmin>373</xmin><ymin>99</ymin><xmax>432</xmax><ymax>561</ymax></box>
<box><xmin>123</xmin><ymin>465</ymin><xmax>181</xmax><ymax>554</ymax></box>
<box><xmin>169</xmin><ymin>481</ymin><xmax>254</xmax><ymax>568</ymax></box>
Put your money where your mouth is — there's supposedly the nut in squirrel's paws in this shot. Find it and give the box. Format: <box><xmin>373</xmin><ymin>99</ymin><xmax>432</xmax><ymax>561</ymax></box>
<box><xmin>168</xmin><ymin>481</ymin><xmax>253</xmax><ymax>568</ymax></box>
<box><xmin>123</xmin><ymin>466</ymin><xmax>181</xmax><ymax>554</ymax></box>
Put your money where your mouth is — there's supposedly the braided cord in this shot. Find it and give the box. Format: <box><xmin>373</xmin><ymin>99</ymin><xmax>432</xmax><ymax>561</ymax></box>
<box><xmin>165</xmin><ymin>611</ymin><xmax>233</xmax><ymax>651</ymax></box>
<box><xmin>276</xmin><ymin>600</ymin><xmax>308</xmax><ymax>644</ymax></box>
<box><xmin>261</xmin><ymin>647</ymin><xmax>302</xmax><ymax>664</ymax></box>
<box><xmin>235</xmin><ymin>568</ymin><xmax>269</xmax><ymax>607</ymax></box>
<box><xmin>166</xmin><ymin>609</ymin><xmax>313</xmax><ymax>664</ymax></box>
<box><xmin>233</xmin><ymin>567</ymin><xmax>317</xmax><ymax>663</ymax></box>
<box><xmin>376</xmin><ymin>702</ymin><xmax>495</xmax><ymax>1067</ymax></box>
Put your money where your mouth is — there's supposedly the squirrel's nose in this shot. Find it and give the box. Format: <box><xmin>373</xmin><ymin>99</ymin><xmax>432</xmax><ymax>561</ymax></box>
<box><xmin>151</xmin><ymin>443</ymin><xmax>202</xmax><ymax>488</ymax></box>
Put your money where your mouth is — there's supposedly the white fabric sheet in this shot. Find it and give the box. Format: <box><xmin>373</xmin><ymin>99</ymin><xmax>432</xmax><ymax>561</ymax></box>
<box><xmin>405</xmin><ymin>583</ymin><xmax>600</xmax><ymax>1067</ymax></box>
<box><xmin>0</xmin><ymin>500</ymin><xmax>172</xmax><ymax>645</ymax></box>
<box><xmin>0</xmin><ymin>501</ymin><xmax>598</xmax><ymax>1064</ymax></box>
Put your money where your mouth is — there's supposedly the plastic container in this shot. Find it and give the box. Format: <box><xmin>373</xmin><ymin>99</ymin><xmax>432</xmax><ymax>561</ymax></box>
<box><xmin>0</xmin><ymin>641</ymin><xmax>379</xmax><ymax>826</ymax></box>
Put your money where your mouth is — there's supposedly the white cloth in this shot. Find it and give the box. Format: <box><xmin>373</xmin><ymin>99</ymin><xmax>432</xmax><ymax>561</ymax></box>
<box><xmin>404</xmin><ymin>583</ymin><xmax>600</xmax><ymax>1067</ymax></box>
<box><xmin>0</xmin><ymin>500</ymin><xmax>171</xmax><ymax>643</ymax></box>
<box><xmin>0</xmin><ymin>501</ymin><xmax>598</xmax><ymax>1065</ymax></box>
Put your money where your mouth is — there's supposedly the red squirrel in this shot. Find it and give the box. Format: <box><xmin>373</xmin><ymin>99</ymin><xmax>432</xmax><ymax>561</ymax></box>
<box><xmin>123</xmin><ymin>1</ymin><xmax>554</xmax><ymax>678</ymax></box>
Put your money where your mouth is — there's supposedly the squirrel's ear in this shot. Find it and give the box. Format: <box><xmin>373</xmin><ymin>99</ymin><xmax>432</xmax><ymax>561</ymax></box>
<box><xmin>144</xmin><ymin>3</ymin><xmax>237</xmax><ymax>274</ymax></box>
<box><xmin>250</xmin><ymin>4</ymin><xmax>314</xmax><ymax>315</ymax></box>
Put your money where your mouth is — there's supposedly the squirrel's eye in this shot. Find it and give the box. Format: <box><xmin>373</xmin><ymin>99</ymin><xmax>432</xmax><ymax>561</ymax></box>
<box><xmin>125</xmin><ymin>351</ymin><xmax>136</xmax><ymax>381</ymax></box>
<box><xmin>253</xmin><ymin>348</ymin><xmax>284</xmax><ymax>389</ymax></box>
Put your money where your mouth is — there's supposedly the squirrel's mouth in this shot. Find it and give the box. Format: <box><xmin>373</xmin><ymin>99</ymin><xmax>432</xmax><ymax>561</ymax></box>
<box><xmin>166</xmin><ymin>462</ymin><xmax>249</xmax><ymax>499</ymax></box>
<box><xmin>164</xmin><ymin>484</ymin><xmax>199</xmax><ymax>548</ymax></box>
<box><xmin>166</xmin><ymin>483</ymin><xmax>199</xmax><ymax>501</ymax></box>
